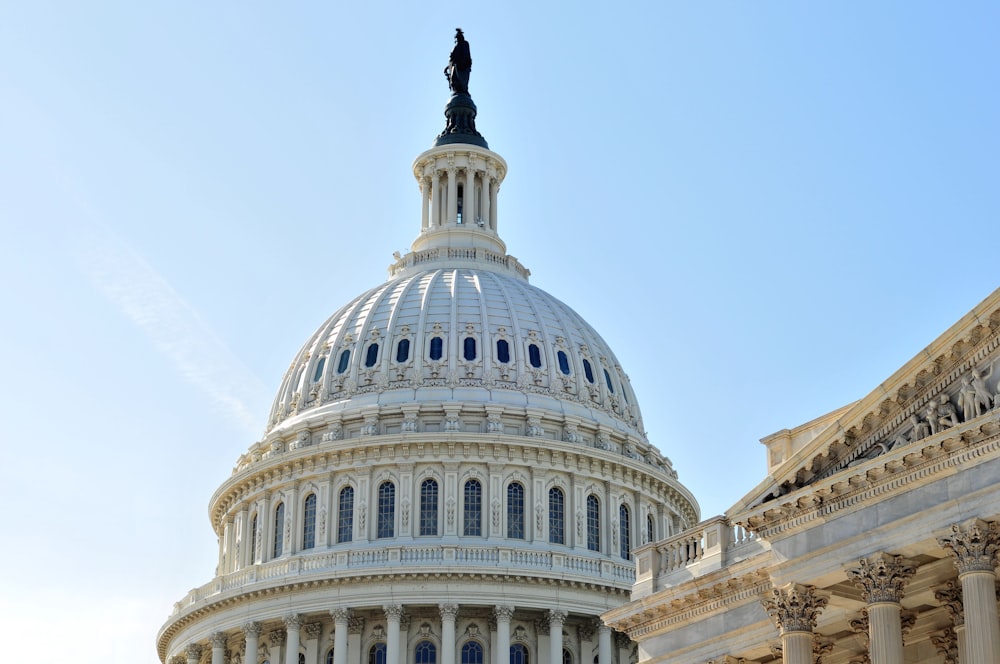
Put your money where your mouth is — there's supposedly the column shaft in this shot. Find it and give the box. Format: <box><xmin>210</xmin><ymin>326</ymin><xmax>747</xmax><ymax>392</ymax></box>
<box><xmin>495</xmin><ymin>607</ymin><xmax>512</xmax><ymax>664</ymax></box>
<box><xmin>597</xmin><ymin>626</ymin><xmax>612</xmax><ymax>664</ymax></box>
<box><xmin>465</xmin><ymin>165</ymin><xmax>475</xmax><ymax>225</ymax></box>
<box><xmin>421</xmin><ymin>177</ymin><xmax>430</xmax><ymax>230</ymax></box>
<box><xmin>440</xmin><ymin>606</ymin><xmax>458</xmax><ymax>664</ymax></box>
<box><xmin>333</xmin><ymin>613</ymin><xmax>350</xmax><ymax>664</ymax></box>
<box><xmin>245</xmin><ymin>627</ymin><xmax>261</xmax><ymax>664</ymax></box>
<box><xmin>548</xmin><ymin>612</ymin><xmax>565</xmax><ymax>664</ymax></box>
<box><xmin>446</xmin><ymin>168</ymin><xmax>457</xmax><ymax>224</ymax></box>
<box><xmin>957</xmin><ymin>624</ymin><xmax>968</xmax><ymax>664</ymax></box>
<box><xmin>960</xmin><ymin>570</ymin><xmax>1000</xmax><ymax>664</ymax></box>
<box><xmin>385</xmin><ymin>606</ymin><xmax>402</xmax><ymax>664</ymax></box>
<box><xmin>431</xmin><ymin>174</ymin><xmax>441</xmax><ymax>227</ymax></box>
<box><xmin>481</xmin><ymin>178</ymin><xmax>491</xmax><ymax>232</ymax></box>
<box><xmin>780</xmin><ymin>632</ymin><xmax>812</xmax><ymax>664</ymax></box>
<box><xmin>868</xmin><ymin>603</ymin><xmax>904</xmax><ymax>664</ymax></box>
<box><xmin>285</xmin><ymin>619</ymin><xmax>302</xmax><ymax>664</ymax></box>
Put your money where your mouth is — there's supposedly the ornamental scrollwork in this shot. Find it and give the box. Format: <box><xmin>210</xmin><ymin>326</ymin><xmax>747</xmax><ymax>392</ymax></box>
<box><xmin>760</xmin><ymin>583</ymin><xmax>829</xmax><ymax>633</ymax></box>
<box><xmin>846</xmin><ymin>553</ymin><xmax>916</xmax><ymax>604</ymax></box>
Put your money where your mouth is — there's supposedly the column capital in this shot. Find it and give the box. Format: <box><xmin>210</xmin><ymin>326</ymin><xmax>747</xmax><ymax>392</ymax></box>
<box><xmin>170</xmin><ymin>657</ymin><xmax>187</xmax><ymax>664</ymax></box>
<box><xmin>348</xmin><ymin>616</ymin><xmax>366</xmax><ymax>635</ymax></box>
<box><xmin>304</xmin><ymin>623</ymin><xmax>323</xmax><ymax>640</ymax></box>
<box><xmin>383</xmin><ymin>604</ymin><xmax>404</xmax><ymax>620</ymax></box>
<box><xmin>931</xmin><ymin>627</ymin><xmax>959</xmax><ymax>664</ymax></box>
<box><xmin>934</xmin><ymin>580</ymin><xmax>965</xmax><ymax>627</ymax></box>
<box><xmin>547</xmin><ymin>610</ymin><xmax>567</xmax><ymax>626</ymax></box>
<box><xmin>185</xmin><ymin>644</ymin><xmax>203</xmax><ymax>660</ymax></box>
<box><xmin>937</xmin><ymin>519</ymin><xmax>1000</xmax><ymax>574</ymax></box>
<box><xmin>285</xmin><ymin>613</ymin><xmax>304</xmax><ymax>630</ymax></box>
<box><xmin>211</xmin><ymin>632</ymin><xmax>228</xmax><ymax>648</ymax></box>
<box><xmin>846</xmin><ymin>553</ymin><xmax>916</xmax><ymax>604</ymax></box>
<box><xmin>439</xmin><ymin>604</ymin><xmax>460</xmax><ymax>620</ymax></box>
<box><xmin>760</xmin><ymin>583</ymin><xmax>829</xmax><ymax>633</ymax></box>
<box><xmin>494</xmin><ymin>605</ymin><xmax>515</xmax><ymax>622</ymax></box>
<box><xmin>269</xmin><ymin>629</ymin><xmax>287</xmax><ymax>646</ymax></box>
<box><xmin>243</xmin><ymin>622</ymin><xmax>262</xmax><ymax>638</ymax></box>
<box><xmin>331</xmin><ymin>608</ymin><xmax>352</xmax><ymax>624</ymax></box>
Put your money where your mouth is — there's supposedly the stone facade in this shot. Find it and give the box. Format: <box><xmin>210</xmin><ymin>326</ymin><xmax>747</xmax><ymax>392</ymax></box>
<box><xmin>604</xmin><ymin>288</ymin><xmax>1000</xmax><ymax>664</ymax></box>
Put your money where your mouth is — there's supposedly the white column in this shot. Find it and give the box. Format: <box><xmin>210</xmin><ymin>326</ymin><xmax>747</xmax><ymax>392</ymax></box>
<box><xmin>244</xmin><ymin>622</ymin><xmax>262</xmax><ymax>664</ymax></box>
<box><xmin>494</xmin><ymin>606</ymin><xmax>514</xmax><ymax>664</ymax></box>
<box><xmin>385</xmin><ymin>605</ymin><xmax>403</xmax><ymax>664</ymax></box>
<box><xmin>186</xmin><ymin>644</ymin><xmax>203</xmax><ymax>664</ymax></box>
<box><xmin>465</xmin><ymin>163</ymin><xmax>475</xmax><ymax>225</ymax></box>
<box><xmin>488</xmin><ymin>178</ymin><xmax>498</xmax><ymax>230</ymax></box>
<box><xmin>332</xmin><ymin>609</ymin><xmax>351</xmax><ymax>664</ymax></box>
<box><xmin>597</xmin><ymin>625</ymin><xmax>612</xmax><ymax>664</ymax></box>
<box><xmin>481</xmin><ymin>177</ymin><xmax>491</xmax><ymax>232</ymax></box>
<box><xmin>761</xmin><ymin>584</ymin><xmax>828</xmax><ymax>664</ymax></box>
<box><xmin>847</xmin><ymin>554</ymin><xmax>915</xmax><ymax>664</ymax></box>
<box><xmin>211</xmin><ymin>632</ymin><xmax>227</xmax><ymax>664</ymax></box>
<box><xmin>431</xmin><ymin>173</ymin><xmax>442</xmax><ymax>227</ymax></box>
<box><xmin>446</xmin><ymin>167</ymin><xmax>458</xmax><ymax>225</ymax></box>
<box><xmin>421</xmin><ymin>176</ymin><xmax>430</xmax><ymax>230</ymax></box>
<box><xmin>285</xmin><ymin>615</ymin><xmax>303</xmax><ymax>664</ymax></box>
<box><xmin>939</xmin><ymin>520</ymin><xmax>1000</xmax><ymax>664</ymax></box>
<box><xmin>547</xmin><ymin>611</ymin><xmax>566</xmax><ymax>664</ymax></box>
<box><xmin>347</xmin><ymin>616</ymin><xmax>364</xmax><ymax>664</ymax></box>
<box><xmin>440</xmin><ymin>604</ymin><xmax>459</xmax><ymax>664</ymax></box>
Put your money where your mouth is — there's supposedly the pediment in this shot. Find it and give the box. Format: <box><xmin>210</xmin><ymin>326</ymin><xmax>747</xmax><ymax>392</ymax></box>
<box><xmin>733</xmin><ymin>287</ymin><xmax>1000</xmax><ymax>515</ymax></box>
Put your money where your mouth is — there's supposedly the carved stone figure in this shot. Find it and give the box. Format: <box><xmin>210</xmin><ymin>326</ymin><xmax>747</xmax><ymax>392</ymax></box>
<box><xmin>960</xmin><ymin>378</ymin><xmax>977</xmax><ymax>421</ymax></box>
<box><xmin>444</xmin><ymin>29</ymin><xmax>472</xmax><ymax>94</ymax></box>
<box><xmin>969</xmin><ymin>365</ymin><xmax>994</xmax><ymax>416</ymax></box>
<box><xmin>936</xmin><ymin>395</ymin><xmax>959</xmax><ymax>430</ymax></box>
<box><xmin>908</xmin><ymin>414</ymin><xmax>930</xmax><ymax>442</ymax></box>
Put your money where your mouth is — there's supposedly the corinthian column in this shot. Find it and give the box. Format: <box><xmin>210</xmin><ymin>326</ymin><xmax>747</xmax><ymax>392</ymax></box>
<box><xmin>331</xmin><ymin>608</ymin><xmax>351</xmax><ymax>664</ymax></box>
<box><xmin>548</xmin><ymin>611</ymin><xmax>566</xmax><ymax>664</ymax></box>
<box><xmin>244</xmin><ymin>622</ymin><xmax>262</xmax><ymax>664</ymax></box>
<box><xmin>440</xmin><ymin>604</ymin><xmax>459</xmax><ymax>664</ymax></box>
<box><xmin>846</xmin><ymin>554</ymin><xmax>916</xmax><ymax>664</ymax></box>
<box><xmin>285</xmin><ymin>614</ymin><xmax>303</xmax><ymax>664</ymax></box>
<box><xmin>494</xmin><ymin>606</ymin><xmax>514</xmax><ymax>664</ymax></box>
<box><xmin>211</xmin><ymin>632</ymin><xmax>227</xmax><ymax>664</ymax></box>
<box><xmin>186</xmin><ymin>644</ymin><xmax>203</xmax><ymax>664</ymax></box>
<box><xmin>384</xmin><ymin>605</ymin><xmax>404</xmax><ymax>664</ymax></box>
<box><xmin>597</xmin><ymin>624</ymin><xmax>612</xmax><ymax>664</ymax></box>
<box><xmin>761</xmin><ymin>583</ymin><xmax>829</xmax><ymax>664</ymax></box>
<box><xmin>938</xmin><ymin>519</ymin><xmax>1000</xmax><ymax>664</ymax></box>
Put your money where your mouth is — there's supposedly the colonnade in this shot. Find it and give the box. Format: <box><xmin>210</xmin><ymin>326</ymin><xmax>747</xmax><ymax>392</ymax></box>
<box><xmin>759</xmin><ymin>518</ymin><xmax>1000</xmax><ymax>664</ymax></box>
<box><xmin>171</xmin><ymin>605</ymin><xmax>622</xmax><ymax>664</ymax></box>
<box><xmin>419</xmin><ymin>156</ymin><xmax>499</xmax><ymax>232</ymax></box>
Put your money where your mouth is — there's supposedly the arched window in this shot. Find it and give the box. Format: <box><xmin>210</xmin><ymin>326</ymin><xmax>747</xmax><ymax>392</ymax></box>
<box><xmin>463</xmin><ymin>336</ymin><xmax>477</xmax><ymax>361</ymax></box>
<box><xmin>369</xmin><ymin>643</ymin><xmax>387</xmax><ymax>664</ymax></box>
<box><xmin>377</xmin><ymin>482</ymin><xmax>395</xmax><ymax>538</ymax></box>
<box><xmin>507</xmin><ymin>483</ymin><xmax>525</xmax><ymax>539</ymax></box>
<box><xmin>250</xmin><ymin>513</ymin><xmax>258</xmax><ymax>562</ymax></box>
<box><xmin>586</xmin><ymin>495</ymin><xmax>600</xmax><ymax>552</ymax></box>
<box><xmin>429</xmin><ymin>336</ymin><xmax>443</xmax><ymax>361</ymax></box>
<box><xmin>548</xmin><ymin>487</ymin><xmax>565</xmax><ymax>544</ymax></box>
<box><xmin>557</xmin><ymin>351</ymin><xmax>570</xmax><ymax>375</ymax></box>
<box><xmin>562</xmin><ymin>650</ymin><xmax>572</xmax><ymax>664</ymax></box>
<box><xmin>299</xmin><ymin>655</ymin><xmax>306</xmax><ymax>664</ymax></box>
<box><xmin>337</xmin><ymin>349</ymin><xmax>351</xmax><ymax>374</ymax></box>
<box><xmin>461</xmin><ymin>642</ymin><xmax>484</xmax><ymax>664</ymax></box>
<box><xmin>365</xmin><ymin>343</ymin><xmax>379</xmax><ymax>368</ymax></box>
<box><xmin>496</xmin><ymin>339</ymin><xmax>510</xmax><ymax>363</ymax></box>
<box><xmin>646</xmin><ymin>513</ymin><xmax>655</xmax><ymax>543</ymax></box>
<box><xmin>302</xmin><ymin>493</ymin><xmax>317</xmax><ymax>550</ymax></box>
<box><xmin>582</xmin><ymin>359</ymin><xmax>594</xmax><ymax>383</ymax></box>
<box><xmin>604</xmin><ymin>369</ymin><xmax>615</xmax><ymax>393</ymax></box>
<box><xmin>463</xmin><ymin>479</ymin><xmax>482</xmax><ymax>536</ymax></box>
<box><xmin>528</xmin><ymin>344</ymin><xmax>542</xmax><ymax>368</ymax></box>
<box><xmin>510</xmin><ymin>644</ymin><xmax>529</xmax><ymax>664</ymax></box>
<box><xmin>338</xmin><ymin>486</ymin><xmax>354</xmax><ymax>543</ymax></box>
<box><xmin>415</xmin><ymin>641</ymin><xmax>437</xmax><ymax>664</ymax></box>
<box><xmin>420</xmin><ymin>479</ymin><xmax>439</xmax><ymax>536</ymax></box>
<box><xmin>313</xmin><ymin>357</ymin><xmax>326</xmax><ymax>382</ymax></box>
<box><xmin>273</xmin><ymin>502</ymin><xmax>285</xmax><ymax>558</ymax></box>
<box><xmin>619</xmin><ymin>504</ymin><xmax>631</xmax><ymax>560</ymax></box>
<box><xmin>326</xmin><ymin>649</ymin><xmax>335</xmax><ymax>664</ymax></box>
<box><xmin>396</xmin><ymin>339</ymin><xmax>410</xmax><ymax>363</ymax></box>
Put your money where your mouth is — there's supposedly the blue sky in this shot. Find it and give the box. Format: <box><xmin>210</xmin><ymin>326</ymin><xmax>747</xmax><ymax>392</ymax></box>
<box><xmin>1</xmin><ymin>3</ymin><xmax>998</xmax><ymax>662</ymax></box>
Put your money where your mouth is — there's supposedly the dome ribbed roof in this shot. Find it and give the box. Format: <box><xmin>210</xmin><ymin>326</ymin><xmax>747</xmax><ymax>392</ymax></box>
<box><xmin>268</xmin><ymin>265</ymin><xmax>646</xmax><ymax>441</ymax></box>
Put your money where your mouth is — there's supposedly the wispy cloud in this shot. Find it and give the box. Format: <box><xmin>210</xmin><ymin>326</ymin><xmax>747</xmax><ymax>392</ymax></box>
<box><xmin>77</xmin><ymin>226</ymin><xmax>269</xmax><ymax>437</ymax></box>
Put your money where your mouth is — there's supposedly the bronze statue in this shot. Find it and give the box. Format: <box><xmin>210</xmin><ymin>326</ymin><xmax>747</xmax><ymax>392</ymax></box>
<box><xmin>445</xmin><ymin>28</ymin><xmax>472</xmax><ymax>94</ymax></box>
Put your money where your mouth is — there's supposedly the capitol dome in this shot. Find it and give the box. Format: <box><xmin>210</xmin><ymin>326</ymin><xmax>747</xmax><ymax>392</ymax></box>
<box><xmin>158</xmin><ymin>33</ymin><xmax>698</xmax><ymax>664</ymax></box>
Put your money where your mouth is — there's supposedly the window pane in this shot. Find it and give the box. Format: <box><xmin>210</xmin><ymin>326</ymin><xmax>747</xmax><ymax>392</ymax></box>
<box><xmin>549</xmin><ymin>488</ymin><xmax>564</xmax><ymax>544</ymax></box>
<box><xmin>369</xmin><ymin>643</ymin><xmax>387</xmax><ymax>664</ymax></box>
<box><xmin>586</xmin><ymin>495</ymin><xmax>600</xmax><ymax>552</ymax></box>
<box><xmin>396</xmin><ymin>339</ymin><xmax>410</xmax><ymax>363</ymax></box>
<box><xmin>365</xmin><ymin>343</ymin><xmax>379</xmax><ymax>368</ymax></box>
<box><xmin>464</xmin><ymin>337</ymin><xmax>477</xmax><ymax>361</ymax></box>
<box><xmin>510</xmin><ymin>644</ymin><xmax>528</xmax><ymax>664</ymax></box>
<box><xmin>583</xmin><ymin>359</ymin><xmax>594</xmax><ymax>383</ymax></box>
<box><xmin>337</xmin><ymin>350</ymin><xmax>351</xmax><ymax>374</ymax></box>
<box><xmin>507</xmin><ymin>483</ymin><xmax>524</xmax><ymax>539</ymax></box>
<box><xmin>528</xmin><ymin>344</ymin><xmax>541</xmax><ymax>368</ymax></box>
<box><xmin>250</xmin><ymin>514</ymin><xmax>258</xmax><ymax>562</ymax></box>
<box><xmin>557</xmin><ymin>351</ymin><xmax>570</xmax><ymax>375</ymax></box>
<box><xmin>619</xmin><ymin>504</ymin><xmax>631</xmax><ymax>559</ymax></box>
<box><xmin>420</xmin><ymin>479</ymin><xmax>439</xmax><ymax>536</ymax></box>
<box><xmin>338</xmin><ymin>486</ymin><xmax>354</xmax><ymax>543</ymax></box>
<box><xmin>313</xmin><ymin>357</ymin><xmax>326</xmax><ymax>382</ymax></box>
<box><xmin>647</xmin><ymin>514</ymin><xmax>655</xmax><ymax>543</ymax></box>
<box><xmin>429</xmin><ymin>337</ymin><xmax>443</xmax><ymax>361</ymax></box>
<box><xmin>461</xmin><ymin>642</ymin><xmax>484</xmax><ymax>664</ymax></box>
<box><xmin>273</xmin><ymin>503</ymin><xmax>285</xmax><ymax>558</ymax></box>
<box><xmin>604</xmin><ymin>369</ymin><xmax>615</xmax><ymax>393</ymax></box>
<box><xmin>377</xmin><ymin>482</ymin><xmax>395</xmax><ymax>538</ymax></box>
<box><xmin>464</xmin><ymin>479</ymin><xmax>482</xmax><ymax>536</ymax></box>
<box><xmin>415</xmin><ymin>641</ymin><xmax>437</xmax><ymax>664</ymax></box>
<box><xmin>496</xmin><ymin>339</ymin><xmax>510</xmax><ymax>364</ymax></box>
<box><xmin>303</xmin><ymin>493</ymin><xmax>317</xmax><ymax>550</ymax></box>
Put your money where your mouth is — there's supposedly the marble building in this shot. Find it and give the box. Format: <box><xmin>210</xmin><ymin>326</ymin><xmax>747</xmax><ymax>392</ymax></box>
<box><xmin>156</xmin><ymin>34</ymin><xmax>698</xmax><ymax>664</ymax></box>
<box><xmin>603</xmin><ymin>288</ymin><xmax>1000</xmax><ymax>664</ymax></box>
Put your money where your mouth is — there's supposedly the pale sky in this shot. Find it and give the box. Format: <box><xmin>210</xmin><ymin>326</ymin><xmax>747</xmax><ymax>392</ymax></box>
<box><xmin>1</xmin><ymin>3</ymin><xmax>998</xmax><ymax>663</ymax></box>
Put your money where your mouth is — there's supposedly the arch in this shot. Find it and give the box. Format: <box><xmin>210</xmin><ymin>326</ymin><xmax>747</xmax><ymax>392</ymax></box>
<box><xmin>377</xmin><ymin>481</ymin><xmax>396</xmax><ymax>538</ymax></box>
<box><xmin>507</xmin><ymin>482</ymin><xmax>525</xmax><ymax>539</ymax></box>
<box><xmin>586</xmin><ymin>495</ymin><xmax>600</xmax><ymax>552</ymax></box>
<box><xmin>646</xmin><ymin>512</ymin><xmax>655</xmax><ymax>544</ymax></box>
<box><xmin>562</xmin><ymin>650</ymin><xmax>573</xmax><ymax>664</ymax></box>
<box><xmin>273</xmin><ymin>502</ymin><xmax>285</xmax><ymax>558</ymax></box>
<box><xmin>302</xmin><ymin>492</ymin><xmax>317</xmax><ymax>550</ymax></box>
<box><xmin>510</xmin><ymin>644</ymin><xmax>529</xmax><ymax>664</ymax></box>
<box><xmin>461</xmin><ymin>641</ymin><xmax>484</xmax><ymax>664</ymax></box>
<box><xmin>548</xmin><ymin>487</ymin><xmax>565</xmax><ymax>544</ymax></box>
<box><xmin>415</xmin><ymin>641</ymin><xmax>437</xmax><ymax>664</ymax></box>
<box><xmin>338</xmin><ymin>485</ymin><xmax>355</xmax><ymax>543</ymax></box>
<box><xmin>619</xmin><ymin>503</ymin><xmax>631</xmax><ymax>559</ymax></box>
<box><xmin>463</xmin><ymin>478</ymin><xmax>482</xmax><ymax>536</ymax></box>
<box><xmin>420</xmin><ymin>478</ymin><xmax>439</xmax><ymax>536</ymax></box>
<box><xmin>326</xmin><ymin>649</ymin><xmax>335</xmax><ymax>664</ymax></box>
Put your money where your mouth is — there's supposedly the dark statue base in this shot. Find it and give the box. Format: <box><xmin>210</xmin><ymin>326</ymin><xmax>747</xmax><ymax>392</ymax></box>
<box><xmin>434</xmin><ymin>93</ymin><xmax>488</xmax><ymax>149</ymax></box>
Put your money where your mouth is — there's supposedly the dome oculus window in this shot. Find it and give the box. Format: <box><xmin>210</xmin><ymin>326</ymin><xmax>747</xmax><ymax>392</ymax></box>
<box><xmin>528</xmin><ymin>344</ymin><xmax>542</xmax><ymax>368</ymax></box>
<box><xmin>429</xmin><ymin>336</ymin><xmax>443</xmax><ymax>361</ymax></box>
<box><xmin>582</xmin><ymin>359</ymin><xmax>595</xmax><ymax>383</ymax></box>
<box><xmin>365</xmin><ymin>343</ymin><xmax>379</xmax><ymax>368</ymax></box>
<box><xmin>496</xmin><ymin>339</ymin><xmax>510</xmax><ymax>363</ymax></box>
<box><xmin>396</xmin><ymin>339</ymin><xmax>410</xmax><ymax>363</ymax></box>
<box><xmin>337</xmin><ymin>349</ymin><xmax>351</xmax><ymax>374</ymax></box>
<box><xmin>463</xmin><ymin>337</ymin><xmax>477</xmax><ymax>361</ymax></box>
<box><xmin>557</xmin><ymin>350</ymin><xmax>570</xmax><ymax>375</ymax></box>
